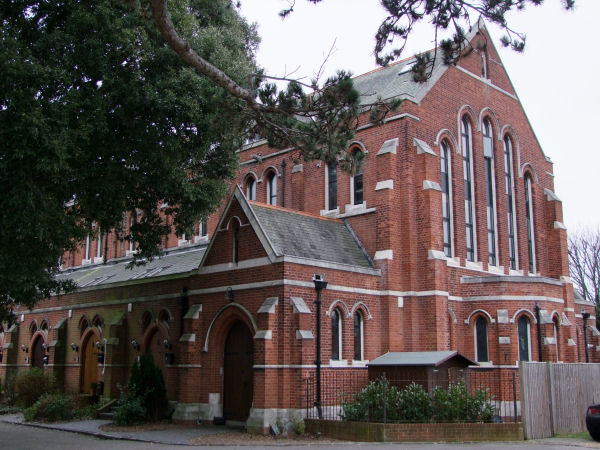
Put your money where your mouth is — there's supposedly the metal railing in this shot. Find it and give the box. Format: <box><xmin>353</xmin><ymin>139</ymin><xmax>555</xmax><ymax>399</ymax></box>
<box><xmin>303</xmin><ymin>367</ymin><xmax>519</xmax><ymax>423</ymax></box>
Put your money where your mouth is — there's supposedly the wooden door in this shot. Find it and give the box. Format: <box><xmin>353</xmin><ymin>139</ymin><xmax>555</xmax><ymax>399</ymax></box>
<box><xmin>223</xmin><ymin>321</ymin><xmax>254</xmax><ymax>421</ymax></box>
<box><xmin>31</xmin><ymin>338</ymin><xmax>44</xmax><ymax>369</ymax></box>
<box><xmin>148</xmin><ymin>330</ymin><xmax>172</xmax><ymax>399</ymax></box>
<box><xmin>81</xmin><ymin>337</ymin><xmax>98</xmax><ymax>394</ymax></box>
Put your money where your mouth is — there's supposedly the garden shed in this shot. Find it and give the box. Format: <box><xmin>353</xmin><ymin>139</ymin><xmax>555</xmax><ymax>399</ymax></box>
<box><xmin>367</xmin><ymin>351</ymin><xmax>477</xmax><ymax>391</ymax></box>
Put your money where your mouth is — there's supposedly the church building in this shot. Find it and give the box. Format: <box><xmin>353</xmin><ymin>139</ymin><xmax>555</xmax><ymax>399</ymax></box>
<box><xmin>0</xmin><ymin>21</ymin><xmax>595</xmax><ymax>431</ymax></box>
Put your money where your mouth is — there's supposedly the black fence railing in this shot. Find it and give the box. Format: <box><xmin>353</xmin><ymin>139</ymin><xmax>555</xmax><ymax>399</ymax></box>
<box><xmin>303</xmin><ymin>367</ymin><xmax>520</xmax><ymax>423</ymax></box>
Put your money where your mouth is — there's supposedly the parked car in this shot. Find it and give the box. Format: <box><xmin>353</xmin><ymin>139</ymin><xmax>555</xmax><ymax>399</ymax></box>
<box><xmin>586</xmin><ymin>404</ymin><xmax>600</xmax><ymax>441</ymax></box>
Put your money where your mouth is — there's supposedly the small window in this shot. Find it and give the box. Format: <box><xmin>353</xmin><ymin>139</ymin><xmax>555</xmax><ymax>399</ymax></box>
<box><xmin>475</xmin><ymin>316</ymin><xmax>489</xmax><ymax>362</ymax></box>
<box><xmin>266</xmin><ymin>172</ymin><xmax>277</xmax><ymax>206</ymax></box>
<box><xmin>84</xmin><ymin>234</ymin><xmax>91</xmax><ymax>261</ymax></box>
<box><xmin>518</xmin><ymin>316</ymin><xmax>531</xmax><ymax>362</ymax></box>
<box><xmin>199</xmin><ymin>220</ymin><xmax>207</xmax><ymax>238</ymax></box>
<box><xmin>96</xmin><ymin>229</ymin><xmax>104</xmax><ymax>260</ymax></box>
<box><xmin>245</xmin><ymin>177</ymin><xmax>256</xmax><ymax>201</ymax></box>
<box><xmin>553</xmin><ymin>317</ymin><xmax>560</xmax><ymax>361</ymax></box>
<box><xmin>327</xmin><ymin>162</ymin><xmax>337</xmax><ymax>210</ymax></box>
<box><xmin>353</xmin><ymin>311</ymin><xmax>363</xmax><ymax>361</ymax></box>
<box><xmin>351</xmin><ymin>149</ymin><xmax>364</xmax><ymax>205</ymax></box>
<box><xmin>232</xmin><ymin>224</ymin><xmax>239</xmax><ymax>263</ymax></box>
<box><xmin>331</xmin><ymin>308</ymin><xmax>342</xmax><ymax>360</ymax></box>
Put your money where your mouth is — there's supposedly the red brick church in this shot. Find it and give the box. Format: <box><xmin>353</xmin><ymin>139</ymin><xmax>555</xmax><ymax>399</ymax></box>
<box><xmin>0</xmin><ymin>21</ymin><xmax>595</xmax><ymax>430</ymax></box>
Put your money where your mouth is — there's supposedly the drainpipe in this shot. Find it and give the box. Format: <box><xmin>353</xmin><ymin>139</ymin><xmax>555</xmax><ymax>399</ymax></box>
<box><xmin>281</xmin><ymin>159</ymin><xmax>286</xmax><ymax>208</ymax></box>
<box><xmin>178</xmin><ymin>287</ymin><xmax>189</xmax><ymax>338</ymax></box>
<box><xmin>313</xmin><ymin>274</ymin><xmax>328</xmax><ymax>420</ymax></box>
<box><xmin>535</xmin><ymin>303</ymin><xmax>543</xmax><ymax>362</ymax></box>
<box><xmin>583</xmin><ymin>311</ymin><xmax>591</xmax><ymax>363</ymax></box>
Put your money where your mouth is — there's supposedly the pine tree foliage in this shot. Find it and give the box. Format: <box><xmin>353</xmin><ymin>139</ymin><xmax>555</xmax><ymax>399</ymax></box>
<box><xmin>281</xmin><ymin>0</ymin><xmax>575</xmax><ymax>81</ymax></box>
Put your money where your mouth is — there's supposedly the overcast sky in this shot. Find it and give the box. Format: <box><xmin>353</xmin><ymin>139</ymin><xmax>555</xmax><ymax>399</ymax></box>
<box><xmin>239</xmin><ymin>0</ymin><xmax>600</xmax><ymax>232</ymax></box>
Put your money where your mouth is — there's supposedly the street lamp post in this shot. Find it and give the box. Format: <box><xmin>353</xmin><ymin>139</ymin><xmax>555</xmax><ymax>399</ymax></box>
<box><xmin>313</xmin><ymin>274</ymin><xmax>328</xmax><ymax>420</ymax></box>
<box><xmin>583</xmin><ymin>311</ymin><xmax>591</xmax><ymax>363</ymax></box>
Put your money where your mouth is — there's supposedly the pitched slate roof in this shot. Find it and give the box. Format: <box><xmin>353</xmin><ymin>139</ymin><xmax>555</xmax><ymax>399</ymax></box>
<box><xmin>368</xmin><ymin>351</ymin><xmax>477</xmax><ymax>367</ymax></box>
<box><xmin>56</xmin><ymin>246</ymin><xmax>206</xmax><ymax>290</ymax></box>
<box><xmin>353</xmin><ymin>57</ymin><xmax>442</xmax><ymax>106</ymax></box>
<box><xmin>250</xmin><ymin>203</ymin><xmax>372</xmax><ymax>269</ymax></box>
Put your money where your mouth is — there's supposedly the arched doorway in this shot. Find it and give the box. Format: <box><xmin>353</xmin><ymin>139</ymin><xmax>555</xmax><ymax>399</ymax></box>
<box><xmin>223</xmin><ymin>321</ymin><xmax>254</xmax><ymax>422</ymax></box>
<box><xmin>31</xmin><ymin>337</ymin><xmax>45</xmax><ymax>369</ymax></box>
<box><xmin>146</xmin><ymin>328</ymin><xmax>173</xmax><ymax>400</ymax></box>
<box><xmin>80</xmin><ymin>334</ymin><xmax>98</xmax><ymax>394</ymax></box>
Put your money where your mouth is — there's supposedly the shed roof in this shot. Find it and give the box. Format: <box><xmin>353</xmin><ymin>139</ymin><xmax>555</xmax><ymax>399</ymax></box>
<box><xmin>368</xmin><ymin>351</ymin><xmax>476</xmax><ymax>367</ymax></box>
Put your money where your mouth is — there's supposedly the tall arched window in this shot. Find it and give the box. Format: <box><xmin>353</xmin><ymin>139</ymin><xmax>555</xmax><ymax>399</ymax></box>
<box><xmin>96</xmin><ymin>228</ymin><xmax>104</xmax><ymax>260</ymax></box>
<box><xmin>518</xmin><ymin>316</ymin><xmax>531</xmax><ymax>361</ymax></box>
<box><xmin>503</xmin><ymin>136</ymin><xmax>517</xmax><ymax>270</ymax></box>
<box><xmin>475</xmin><ymin>316</ymin><xmax>489</xmax><ymax>362</ymax></box>
<box><xmin>461</xmin><ymin>117</ymin><xmax>475</xmax><ymax>261</ymax></box>
<box><xmin>232</xmin><ymin>223</ymin><xmax>239</xmax><ymax>263</ymax></box>
<box><xmin>128</xmin><ymin>212</ymin><xmax>136</xmax><ymax>253</ymax></box>
<box><xmin>524</xmin><ymin>174</ymin><xmax>536</xmax><ymax>273</ymax></box>
<box><xmin>351</xmin><ymin>149</ymin><xmax>364</xmax><ymax>205</ymax></box>
<box><xmin>483</xmin><ymin>119</ymin><xmax>497</xmax><ymax>266</ymax></box>
<box><xmin>440</xmin><ymin>141</ymin><xmax>452</xmax><ymax>257</ymax></box>
<box><xmin>326</xmin><ymin>161</ymin><xmax>337</xmax><ymax>211</ymax></box>
<box><xmin>266</xmin><ymin>172</ymin><xmax>277</xmax><ymax>206</ymax></box>
<box><xmin>331</xmin><ymin>308</ymin><xmax>342</xmax><ymax>360</ymax></box>
<box><xmin>84</xmin><ymin>233</ymin><xmax>91</xmax><ymax>261</ymax></box>
<box><xmin>353</xmin><ymin>311</ymin><xmax>363</xmax><ymax>361</ymax></box>
<box><xmin>245</xmin><ymin>177</ymin><xmax>256</xmax><ymax>201</ymax></box>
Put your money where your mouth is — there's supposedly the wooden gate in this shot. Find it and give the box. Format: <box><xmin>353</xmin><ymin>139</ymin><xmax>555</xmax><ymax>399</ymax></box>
<box><xmin>223</xmin><ymin>321</ymin><xmax>254</xmax><ymax>422</ymax></box>
<box><xmin>520</xmin><ymin>362</ymin><xmax>600</xmax><ymax>439</ymax></box>
<box><xmin>31</xmin><ymin>337</ymin><xmax>44</xmax><ymax>369</ymax></box>
<box><xmin>80</xmin><ymin>336</ymin><xmax>98</xmax><ymax>394</ymax></box>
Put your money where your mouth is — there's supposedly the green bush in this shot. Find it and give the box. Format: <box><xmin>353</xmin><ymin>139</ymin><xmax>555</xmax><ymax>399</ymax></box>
<box><xmin>14</xmin><ymin>368</ymin><xmax>56</xmax><ymax>407</ymax></box>
<box><xmin>340</xmin><ymin>380</ymin><xmax>401</xmax><ymax>422</ymax></box>
<box><xmin>127</xmin><ymin>353</ymin><xmax>168</xmax><ymax>421</ymax></box>
<box><xmin>113</xmin><ymin>391</ymin><xmax>146</xmax><ymax>426</ymax></box>
<box><xmin>2</xmin><ymin>372</ymin><xmax>18</xmax><ymax>405</ymax></box>
<box><xmin>397</xmin><ymin>382</ymin><xmax>432</xmax><ymax>422</ymax></box>
<box><xmin>24</xmin><ymin>393</ymin><xmax>75</xmax><ymax>422</ymax></box>
<box><xmin>290</xmin><ymin>415</ymin><xmax>305</xmax><ymax>435</ymax></box>
<box><xmin>341</xmin><ymin>379</ymin><xmax>495</xmax><ymax>423</ymax></box>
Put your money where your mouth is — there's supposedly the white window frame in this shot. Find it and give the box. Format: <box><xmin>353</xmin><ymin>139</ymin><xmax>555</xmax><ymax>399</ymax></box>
<box><xmin>517</xmin><ymin>316</ymin><xmax>531</xmax><ymax>362</ymax></box>
<box><xmin>474</xmin><ymin>316</ymin><xmax>489</xmax><ymax>363</ymax></box>
<box><xmin>503</xmin><ymin>136</ymin><xmax>519</xmax><ymax>271</ymax></box>
<box><xmin>440</xmin><ymin>141</ymin><xmax>454</xmax><ymax>258</ymax></box>
<box><xmin>525</xmin><ymin>175</ymin><xmax>537</xmax><ymax>274</ymax></box>
<box><xmin>461</xmin><ymin>117</ymin><xmax>477</xmax><ymax>262</ymax></box>
<box><xmin>483</xmin><ymin>119</ymin><xmax>499</xmax><ymax>266</ymax></box>
<box><xmin>331</xmin><ymin>308</ymin><xmax>342</xmax><ymax>361</ymax></box>
<box><xmin>245</xmin><ymin>177</ymin><xmax>256</xmax><ymax>201</ymax></box>
<box><xmin>266</xmin><ymin>172</ymin><xmax>277</xmax><ymax>206</ymax></box>
<box><xmin>353</xmin><ymin>311</ymin><xmax>364</xmax><ymax>362</ymax></box>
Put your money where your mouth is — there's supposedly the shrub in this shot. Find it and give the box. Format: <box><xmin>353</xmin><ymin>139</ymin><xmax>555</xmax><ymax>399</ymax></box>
<box><xmin>340</xmin><ymin>380</ymin><xmax>401</xmax><ymax>422</ymax></box>
<box><xmin>290</xmin><ymin>415</ymin><xmax>305</xmax><ymax>435</ymax></box>
<box><xmin>24</xmin><ymin>393</ymin><xmax>75</xmax><ymax>422</ymax></box>
<box><xmin>14</xmin><ymin>368</ymin><xmax>56</xmax><ymax>407</ymax></box>
<box><xmin>397</xmin><ymin>382</ymin><xmax>432</xmax><ymax>422</ymax></box>
<box><xmin>113</xmin><ymin>391</ymin><xmax>146</xmax><ymax>426</ymax></box>
<box><xmin>2</xmin><ymin>372</ymin><xmax>18</xmax><ymax>406</ymax></box>
<box><xmin>127</xmin><ymin>353</ymin><xmax>168</xmax><ymax>421</ymax></box>
<box><xmin>341</xmin><ymin>379</ymin><xmax>495</xmax><ymax>423</ymax></box>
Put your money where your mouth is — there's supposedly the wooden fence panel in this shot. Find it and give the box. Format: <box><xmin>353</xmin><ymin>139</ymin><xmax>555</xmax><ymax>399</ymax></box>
<box><xmin>521</xmin><ymin>362</ymin><xmax>600</xmax><ymax>439</ymax></box>
<box><xmin>520</xmin><ymin>362</ymin><xmax>552</xmax><ymax>439</ymax></box>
